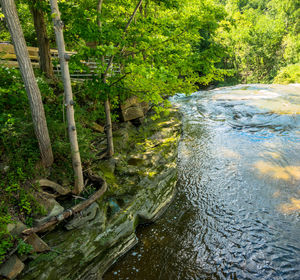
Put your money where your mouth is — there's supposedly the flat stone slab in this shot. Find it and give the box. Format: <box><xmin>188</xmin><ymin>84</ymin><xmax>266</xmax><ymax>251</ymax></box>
<box><xmin>24</xmin><ymin>233</ymin><xmax>50</xmax><ymax>253</ymax></box>
<box><xmin>0</xmin><ymin>255</ymin><xmax>24</xmax><ymax>280</ymax></box>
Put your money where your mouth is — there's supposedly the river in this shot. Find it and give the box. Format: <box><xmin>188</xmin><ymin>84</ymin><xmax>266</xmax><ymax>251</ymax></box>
<box><xmin>104</xmin><ymin>84</ymin><xmax>300</xmax><ymax>279</ymax></box>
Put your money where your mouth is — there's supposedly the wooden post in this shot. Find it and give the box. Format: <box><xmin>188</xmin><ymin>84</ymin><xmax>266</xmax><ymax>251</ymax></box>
<box><xmin>49</xmin><ymin>0</ymin><xmax>84</xmax><ymax>194</ymax></box>
<box><xmin>1</xmin><ymin>0</ymin><xmax>54</xmax><ymax>167</ymax></box>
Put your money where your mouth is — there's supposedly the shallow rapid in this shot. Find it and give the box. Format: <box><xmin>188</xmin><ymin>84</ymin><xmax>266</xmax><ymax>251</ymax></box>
<box><xmin>105</xmin><ymin>84</ymin><xmax>300</xmax><ymax>279</ymax></box>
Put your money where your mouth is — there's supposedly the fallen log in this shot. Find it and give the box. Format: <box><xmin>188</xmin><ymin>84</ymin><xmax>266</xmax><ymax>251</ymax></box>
<box><xmin>22</xmin><ymin>181</ymin><xmax>107</xmax><ymax>235</ymax></box>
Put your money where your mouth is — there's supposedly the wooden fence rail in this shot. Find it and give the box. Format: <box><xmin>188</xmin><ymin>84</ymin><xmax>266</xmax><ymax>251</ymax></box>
<box><xmin>0</xmin><ymin>42</ymin><xmax>120</xmax><ymax>80</ymax></box>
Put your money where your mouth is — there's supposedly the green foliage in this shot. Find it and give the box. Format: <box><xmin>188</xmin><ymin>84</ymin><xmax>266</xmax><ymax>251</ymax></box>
<box><xmin>0</xmin><ymin>15</ymin><xmax>10</xmax><ymax>41</ymax></box>
<box><xmin>61</xmin><ymin>0</ymin><xmax>230</xmax><ymax>114</ymax></box>
<box><xmin>17</xmin><ymin>238</ymin><xmax>33</xmax><ymax>256</ymax></box>
<box><xmin>0</xmin><ymin>211</ymin><xmax>13</xmax><ymax>264</ymax></box>
<box><xmin>273</xmin><ymin>63</ymin><xmax>300</xmax><ymax>84</ymax></box>
<box><xmin>17</xmin><ymin>3</ymin><xmax>37</xmax><ymax>46</ymax></box>
<box><xmin>0</xmin><ymin>63</ymin><xmax>105</xmax><ymax>261</ymax></box>
<box><xmin>216</xmin><ymin>0</ymin><xmax>300</xmax><ymax>83</ymax></box>
<box><xmin>0</xmin><ymin>66</ymin><xmax>49</xmax><ymax>262</ymax></box>
<box><xmin>0</xmin><ymin>235</ymin><xmax>13</xmax><ymax>264</ymax></box>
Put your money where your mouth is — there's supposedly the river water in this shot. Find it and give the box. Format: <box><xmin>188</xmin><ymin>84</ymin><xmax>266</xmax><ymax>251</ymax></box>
<box><xmin>104</xmin><ymin>84</ymin><xmax>300</xmax><ymax>280</ymax></box>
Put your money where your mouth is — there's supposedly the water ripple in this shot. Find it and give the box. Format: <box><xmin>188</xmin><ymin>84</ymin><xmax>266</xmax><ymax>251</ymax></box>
<box><xmin>104</xmin><ymin>84</ymin><xmax>300</xmax><ymax>280</ymax></box>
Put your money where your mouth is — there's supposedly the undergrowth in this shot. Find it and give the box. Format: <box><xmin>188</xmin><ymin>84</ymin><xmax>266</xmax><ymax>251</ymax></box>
<box><xmin>0</xmin><ymin>66</ymin><xmax>112</xmax><ymax>263</ymax></box>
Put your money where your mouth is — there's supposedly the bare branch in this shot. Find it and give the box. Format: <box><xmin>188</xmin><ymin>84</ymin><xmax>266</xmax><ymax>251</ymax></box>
<box><xmin>109</xmin><ymin>72</ymin><xmax>132</xmax><ymax>87</ymax></box>
<box><xmin>124</xmin><ymin>0</ymin><xmax>143</xmax><ymax>36</ymax></box>
<box><xmin>103</xmin><ymin>0</ymin><xmax>143</xmax><ymax>78</ymax></box>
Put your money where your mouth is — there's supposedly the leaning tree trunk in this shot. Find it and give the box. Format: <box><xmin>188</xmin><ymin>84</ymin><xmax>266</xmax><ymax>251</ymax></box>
<box><xmin>97</xmin><ymin>0</ymin><xmax>114</xmax><ymax>157</ymax></box>
<box><xmin>30</xmin><ymin>0</ymin><xmax>54</xmax><ymax>79</ymax></box>
<box><xmin>1</xmin><ymin>0</ymin><xmax>53</xmax><ymax>167</ymax></box>
<box><xmin>49</xmin><ymin>0</ymin><xmax>84</xmax><ymax>194</ymax></box>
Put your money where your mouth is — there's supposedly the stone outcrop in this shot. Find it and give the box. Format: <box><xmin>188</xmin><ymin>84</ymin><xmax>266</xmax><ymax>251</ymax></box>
<box><xmin>19</xmin><ymin>109</ymin><xmax>180</xmax><ymax>280</ymax></box>
<box><xmin>0</xmin><ymin>255</ymin><xmax>24</xmax><ymax>280</ymax></box>
<box><xmin>65</xmin><ymin>202</ymin><xmax>103</xmax><ymax>231</ymax></box>
<box><xmin>23</xmin><ymin>233</ymin><xmax>50</xmax><ymax>253</ymax></box>
<box><xmin>33</xmin><ymin>197</ymin><xmax>64</xmax><ymax>226</ymax></box>
<box><xmin>121</xmin><ymin>96</ymin><xmax>149</xmax><ymax>121</ymax></box>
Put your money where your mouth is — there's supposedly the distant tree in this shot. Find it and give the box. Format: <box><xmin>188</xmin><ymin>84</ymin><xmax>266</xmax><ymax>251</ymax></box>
<box><xmin>215</xmin><ymin>0</ymin><xmax>299</xmax><ymax>83</ymax></box>
<box><xmin>1</xmin><ymin>0</ymin><xmax>54</xmax><ymax>167</ymax></box>
<box><xmin>99</xmin><ymin>0</ymin><xmax>143</xmax><ymax>158</ymax></box>
<box><xmin>29</xmin><ymin>0</ymin><xmax>54</xmax><ymax>79</ymax></box>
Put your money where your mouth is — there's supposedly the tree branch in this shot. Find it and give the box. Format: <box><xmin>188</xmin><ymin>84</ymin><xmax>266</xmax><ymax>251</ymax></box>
<box><xmin>103</xmin><ymin>0</ymin><xmax>143</xmax><ymax>78</ymax></box>
<box><xmin>123</xmin><ymin>29</ymin><xmax>186</xmax><ymax>58</ymax></box>
<box><xmin>123</xmin><ymin>0</ymin><xmax>143</xmax><ymax>36</ymax></box>
<box><xmin>109</xmin><ymin>71</ymin><xmax>132</xmax><ymax>87</ymax></box>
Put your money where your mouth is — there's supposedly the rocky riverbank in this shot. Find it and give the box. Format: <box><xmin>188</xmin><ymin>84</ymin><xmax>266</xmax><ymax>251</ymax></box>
<box><xmin>16</xmin><ymin>109</ymin><xmax>180</xmax><ymax>280</ymax></box>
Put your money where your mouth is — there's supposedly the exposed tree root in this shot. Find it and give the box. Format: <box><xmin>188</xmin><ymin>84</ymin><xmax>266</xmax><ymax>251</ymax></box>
<box><xmin>22</xmin><ymin>180</ymin><xmax>107</xmax><ymax>235</ymax></box>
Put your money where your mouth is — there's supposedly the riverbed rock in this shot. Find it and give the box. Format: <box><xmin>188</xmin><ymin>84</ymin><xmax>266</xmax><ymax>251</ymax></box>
<box><xmin>0</xmin><ymin>255</ymin><xmax>24</xmax><ymax>280</ymax></box>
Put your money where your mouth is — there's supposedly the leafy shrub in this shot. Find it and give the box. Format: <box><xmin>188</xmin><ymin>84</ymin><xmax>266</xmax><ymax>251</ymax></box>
<box><xmin>0</xmin><ymin>212</ymin><xmax>13</xmax><ymax>264</ymax></box>
<box><xmin>0</xmin><ymin>66</ymin><xmax>45</xmax><ymax>263</ymax></box>
<box><xmin>17</xmin><ymin>239</ymin><xmax>33</xmax><ymax>256</ymax></box>
<box><xmin>273</xmin><ymin>63</ymin><xmax>300</xmax><ymax>84</ymax></box>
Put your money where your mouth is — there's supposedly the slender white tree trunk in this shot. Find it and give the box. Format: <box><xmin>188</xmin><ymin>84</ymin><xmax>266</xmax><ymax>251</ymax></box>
<box><xmin>1</xmin><ymin>0</ymin><xmax>54</xmax><ymax>167</ymax></box>
<box><xmin>49</xmin><ymin>0</ymin><xmax>84</xmax><ymax>194</ymax></box>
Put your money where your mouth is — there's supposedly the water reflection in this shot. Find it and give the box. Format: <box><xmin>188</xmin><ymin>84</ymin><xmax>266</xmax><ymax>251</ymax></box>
<box><xmin>280</xmin><ymin>198</ymin><xmax>300</xmax><ymax>214</ymax></box>
<box><xmin>104</xmin><ymin>84</ymin><xmax>300</xmax><ymax>280</ymax></box>
<box><xmin>254</xmin><ymin>161</ymin><xmax>300</xmax><ymax>181</ymax></box>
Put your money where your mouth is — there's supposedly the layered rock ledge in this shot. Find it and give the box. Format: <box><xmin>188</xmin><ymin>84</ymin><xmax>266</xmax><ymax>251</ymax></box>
<box><xmin>19</xmin><ymin>109</ymin><xmax>180</xmax><ymax>280</ymax></box>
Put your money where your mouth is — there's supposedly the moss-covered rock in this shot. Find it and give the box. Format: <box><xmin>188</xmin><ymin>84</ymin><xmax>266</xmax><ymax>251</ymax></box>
<box><xmin>19</xmin><ymin>109</ymin><xmax>180</xmax><ymax>280</ymax></box>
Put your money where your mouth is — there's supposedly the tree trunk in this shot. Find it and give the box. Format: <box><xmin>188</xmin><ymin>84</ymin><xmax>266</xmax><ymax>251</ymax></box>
<box><xmin>30</xmin><ymin>0</ymin><xmax>54</xmax><ymax>79</ymax></box>
<box><xmin>1</xmin><ymin>0</ymin><xmax>54</xmax><ymax>167</ymax></box>
<box><xmin>49</xmin><ymin>0</ymin><xmax>84</xmax><ymax>194</ymax></box>
<box><xmin>97</xmin><ymin>0</ymin><xmax>104</xmax><ymax>29</ymax></box>
<box><xmin>104</xmin><ymin>97</ymin><xmax>114</xmax><ymax>157</ymax></box>
<box><xmin>97</xmin><ymin>0</ymin><xmax>114</xmax><ymax>158</ymax></box>
<box><xmin>97</xmin><ymin>0</ymin><xmax>143</xmax><ymax>158</ymax></box>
